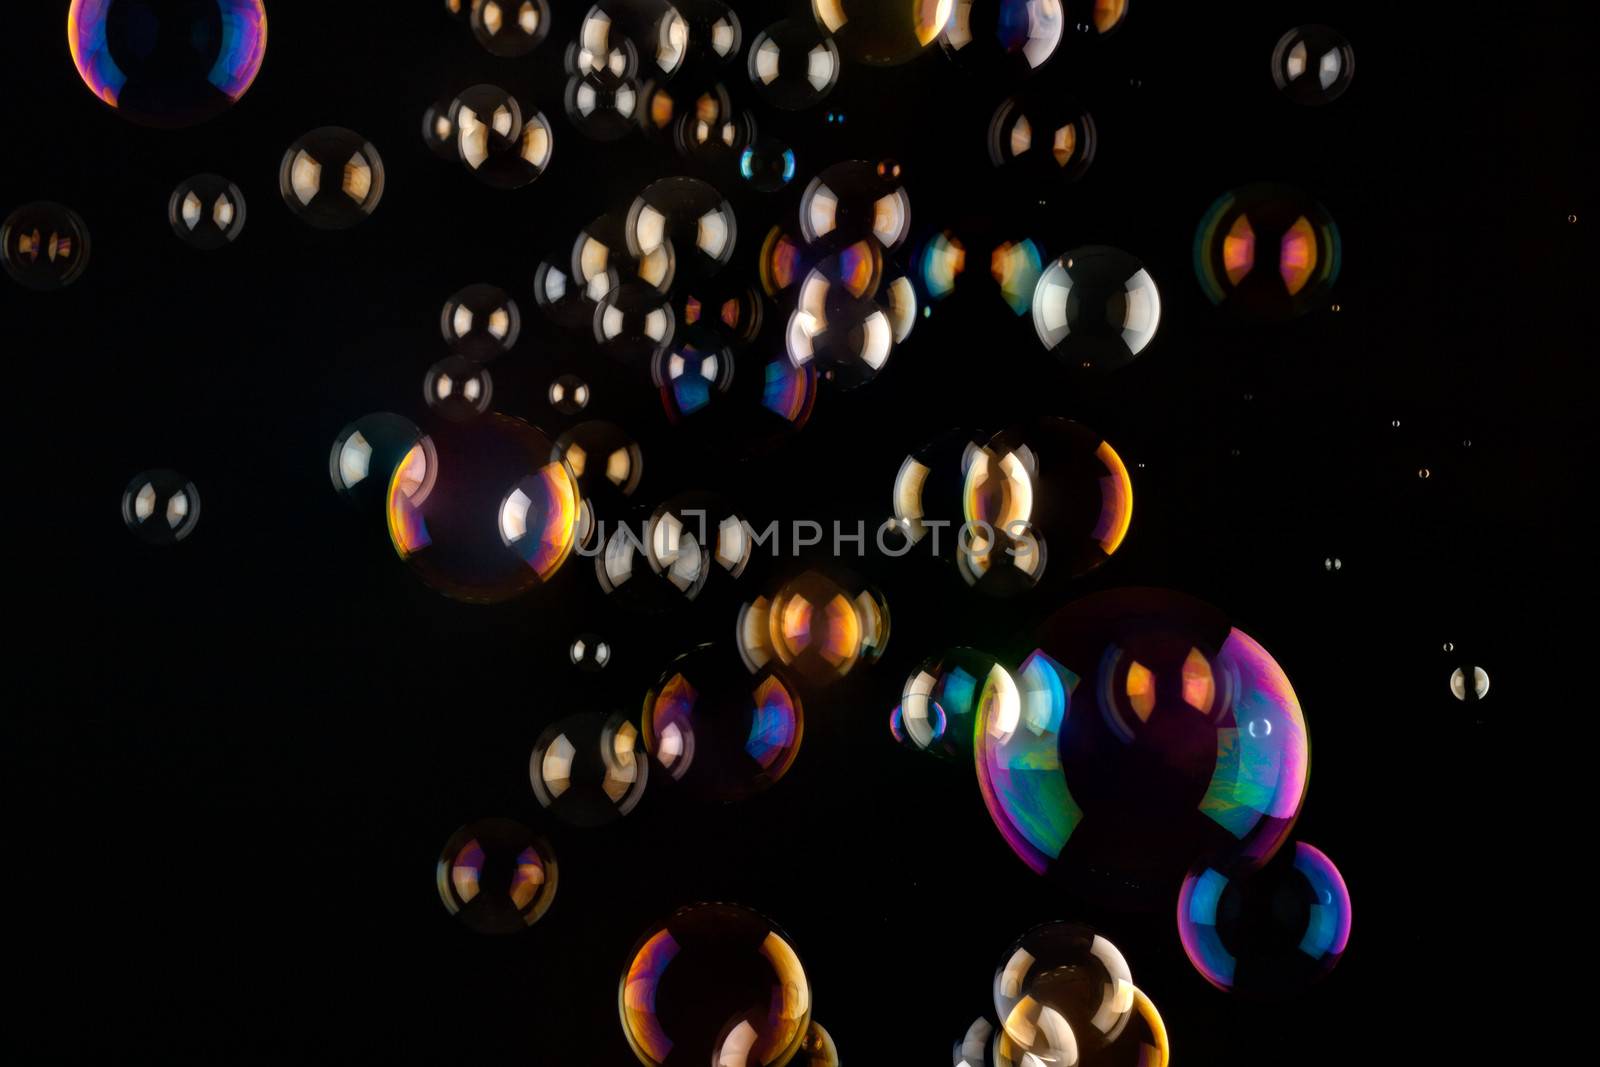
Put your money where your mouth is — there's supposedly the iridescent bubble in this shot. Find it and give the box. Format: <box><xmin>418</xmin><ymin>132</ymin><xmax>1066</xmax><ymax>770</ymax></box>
<box><xmin>444</xmin><ymin>0</ymin><xmax>469</xmax><ymax>20</ymax></box>
<box><xmin>553</xmin><ymin>420</ymin><xmax>644</xmax><ymax>514</ymax></box>
<box><xmin>643</xmin><ymin>645</ymin><xmax>804</xmax><ymax>802</ymax></box>
<box><xmin>387</xmin><ymin>414</ymin><xmax>581</xmax><ymax>603</ymax></box>
<box><xmin>1450</xmin><ymin>665</ymin><xmax>1490</xmax><ymax>702</ymax></box>
<box><xmin>168</xmin><ymin>174</ymin><xmax>245</xmax><ymax>250</ymax></box>
<box><xmin>67</xmin><ymin>0</ymin><xmax>267</xmax><ymax>127</ymax></box>
<box><xmin>121</xmin><ymin>469</ymin><xmax>200</xmax><ymax>546</ymax></box>
<box><xmin>748</xmin><ymin>19</ymin><xmax>841</xmax><ymax>110</ymax></box>
<box><xmin>758</xmin><ymin>225</ymin><xmax>817</xmax><ymax>298</ymax></box>
<box><xmin>594</xmin><ymin>281</ymin><xmax>677</xmax><ymax>367</ymax></box>
<box><xmin>452</xmin><ymin>87</ymin><xmax>553</xmax><ymax>189</ymax></box>
<box><xmin>810</xmin><ymin>0</ymin><xmax>945</xmax><ymax>66</ymax></box>
<box><xmin>975</xmin><ymin>588</ymin><xmax>1311</xmax><ymax>906</ymax></box>
<box><xmin>992</xmin><ymin>922</ymin><xmax>1137</xmax><ymax>1063</ymax></box>
<box><xmin>279</xmin><ymin>127</ymin><xmax>385</xmax><ymax>229</ymax></box>
<box><xmin>737</xmin><ymin>567</ymin><xmax>889</xmax><ymax>686</ymax></box>
<box><xmin>1032</xmin><ymin>246</ymin><xmax>1161</xmax><ymax>370</ymax></box>
<box><xmin>435</xmin><ymin>818</ymin><xmax>558</xmax><ymax>934</ymax></box>
<box><xmin>795</xmin><ymin>1022</ymin><xmax>839</xmax><ymax>1066</ymax></box>
<box><xmin>424</xmin><ymin>356</ymin><xmax>494</xmax><ymax>422</ymax></box>
<box><xmin>941</xmin><ymin>0</ymin><xmax>1065</xmax><ymax>73</ymax></box>
<box><xmin>329</xmin><ymin>412</ymin><xmax>423</xmax><ymax>513</ymax></box>
<box><xmin>799</xmin><ymin>160</ymin><xmax>912</xmax><ymax>252</ymax></box>
<box><xmin>991</xmin><ymin>238</ymin><xmax>1044</xmax><ymax>315</ymax></box>
<box><xmin>1271</xmin><ymin>25</ymin><xmax>1355</xmax><ymax>105</ymax></box>
<box><xmin>627</xmin><ymin>177</ymin><xmax>737</xmax><ymax>278</ymax></box>
<box><xmin>992</xmin><ymin>986</ymin><xmax>1169</xmax><ymax>1066</ymax></box>
<box><xmin>741</xmin><ymin>137</ymin><xmax>798</xmax><ymax>192</ymax></box>
<box><xmin>570</xmin><ymin>632</ymin><xmax>612</xmax><ymax>672</ymax></box>
<box><xmin>530</xmin><ymin>711</ymin><xmax>647</xmax><ymax>827</ymax></box>
<box><xmin>1080</xmin><ymin>0</ymin><xmax>1129</xmax><ymax>35</ymax></box>
<box><xmin>988</xmin><ymin>95</ymin><xmax>1097</xmax><ymax>182</ymax></box>
<box><xmin>2</xmin><ymin>202</ymin><xmax>91</xmax><ymax>290</ymax></box>
<box><xmin>421</xmin><ymin>98</ymin><xmax>458</xmax><ymax>159</ymax></box>
<box><xmin>678</xmin><ymin>278</ymin><xmax>763</xmax><ymax>344</ymax></box>
<box><xmin>440</xmin><ymin>283</ymin><xmax>520</xmax><ymax>355</ymax></box>
<box><xmin>893</xmin><ymin>648</ymin><xmax>1014</xmax><ymax>761</ymax></box>
<box><xmin>1194</xmin><ymin>183</ymin><xmax>1342</xmax><ymax>320</ymax></box>
<box><xmin>472</xmin><ymin>0</ymin><xmax>550</xmax><ymax>56</ymax></box>
<box><xmin>620</xmin><ymin>902</ymin><xmax>812</xmax><ymax>1065</ymax></box>
<box><xmin>654</xmin><ymin>332</ymin><xmax>735</xmax><ymax>423</ymax></box>
<box><xmin>574</xmin><ymin>211</ymin><xmax>675</xmax><ymax>305</ymax></box>
<box><xmin>1178</xmin><ymin>841</ymin><xmax>1352</xmax><ymax>997</ymax></box>
<box><xmin>918</xmin><ymin>230</ymin><xmax>968</xmax><ymax>301</ymax></box>
<box><xmin>564</xmin><ymin>72</ymin><xmax>642</xmax><ymax>142</ymax></box>
<box><xmin>548</xmin><ymin>373</ymin><xmax>592</xmax><ymax>414</ymax></box>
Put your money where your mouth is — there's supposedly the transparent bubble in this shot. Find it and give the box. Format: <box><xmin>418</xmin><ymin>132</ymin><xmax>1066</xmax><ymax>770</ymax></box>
<box><xmin>440</xmin><ymin>283</ymin><xmax>520</xmax><ymax>355</ymax></box>
<box><xmin>424</xmin><ymin>356</ymin><xmax>494</xmax><ymax>422</ymax></box>
<box><xmin>422</xmin><ymin>98</ymin><xmax>459</xmax><ymax>159</ymax></box>
<box><xmin>1323</xmin><ymin>556</ymin><xmax>1342</xmax><ymax>571</ymax></box>
<box><xmin>570</xmin><ymin>632</ymin><xmax>612</xmax><ymax>672</ymax></box>
<box><xmin>649</xmin><ymin>491</ymin><xmax>751</xmax><ymax>591</ymax></box>
<box><xmin>953</xmin><ymin>1018</ymin><xmax>995</xmax><ymax>1066</ymax></box>
<box><xmin>553</xmin><ymin>420</ymin><xmax>644</xmax><ymax>512</ymax></box>
<box><xmin>168</xmin><ymin>174</ymin><xmax>245</xmax><ymax>250</ymax></box>
<box><xmin>621</xmin><ymin>902</ymin><xmax>811</xmax><ymax>1065</ymax></box>
<box><xmin>435</xmin><ymin>818</ymin><xmax>558</xmax><ymax>934</ymax></box>
<box><xmin>566</xmin><ymin>32</ymin><xmax>640</xmax><ymax>85</ymax></box>
<box><xmin>893</xmin><ymin>648</ymin><xmax>1013</xmax><ymax>761</ymax></box>
<box><xmin>748</xmin><ymin>19</ymin><xmax>841</xmax><ymax>110</ymax></box>
<box><xmin>574</xmin><ymin>211</ymin><xmax>675</xmax><ymax>305</ymax></box>
<box><xmin>758</xmin><ymin>225</ymin><xmax>817</xmax><ymax>298</ymax></box>
<box><xmin>580</xmin><ymin>0</ymin><xmax>687</xmax><ymax>79</ymax></box>
<box><xmin>810</xmin><ymin>0</ymin><xmax>944</xmax><ymax>66</ymax></box>
<box><xmin>1195</xmin><ymin>183</ymin><xmax>1342</xmax><ymax>320</ymax></box>
<box><xmin>387</xmin><ymin>414</ymin><xmax>581</xmax><ymax>603</ymax></box>
<box><xmin>121</xmin><ymin>469</ymin><xmax>201</xmax><ymax>546</ymax></box>
<box><xmin>991</xmin><ymin>238</ymin><xmax>1045</xmax><ymax>315</ymax></box>
<box><xmin>329</xmin><ymin>412</ymin><xmax>423</xmax><ymax>514</ymax></box>
<box><xmin>564</xmin><ymin>72</ymin><xmax>642</xmax><ymax>142</ymax></box>
<box><xmin>993</xmin><ymin>922</ymin><xmax>1137</xmax><ymax>1063</ymax></box>
<box><xmin>737</xmin><ymin>567</ymin><xmax>889</xmax><ymax>686</ymax></box>
<box><xmin>530</xmin><ymin>711</ymin><xmax>647</xmax><ymax>827</ymax></box>
<box><xmin>1179</xmin><ymin>841</ymin><xmax>1351</xmax><ymax>997</ymax></box>
<box><xmin>68</xmin><ymin>0</ymin><xmax>267</xmax><ymax>127</ymax></box>
<box><xmin>678</xmin><ymin>278</ymin><xmax>763</xmax><ymax>344</ymax></box>
<box><xmin>627</xmin><ymin>177</ymin><xmax>737</xmax><ymax>278</ymax></box>
<box><xmin>1450</xmin><ymin>665</ymin><xmax>1490</xmax><ymax>701</ymax></box>
<box><xmin>992</xmin><ymin>986</ymin><xmax>1168</xmax><ymax>1066</ymax></box>
<box><xmin>535</xmin><ymin>255</ymin><xmax>596</xmax><ymax>330</ymax></box>
<box><xmin>988</xmin><ymin>95</ymin><xmax>1097</xmax><ymax>182</ymax></box>
<box><xmin>594</xmin><ymin>280</ymin><xmax>677</xmax><ymax>367</ymax></box>
<box><xmin>548</xmin><ymin>373</ymin><xmax>592</xmax><ymax>414</ymax></box>
<box><xmin>795</xmin><ymin>1022</ymin><xmax>839</xmax><ymax>1066</ymax></box>
<box><xmin>1033</xmin><ymin>246</ymin><xmax>1161</xmax><ymax>370</ymax></box>
<box><xmin>673</xmin><ymin>86</ymin><xmax>757</xmax><ymax>169</ymax></box>
<box><xmin>1271</xmin><ymin>25</ymin><xmax>1355</xmax><ymax>105</ymax></box>
<box><xmin>279</xmin><ymin>127</ymin><xmax>385</xmax><ymax>229</ymax></box>
<box><xmin>643</xmin><ymin>645</ymin><xmax>804</xmax><ymax>801</ymax></box>
<box><xmin>891</xmin><ymin>428</ymin><xmax>991</xmax><ymax>554</ymax></box>
<box><xmin>2</xmin><ymin>202</ymin><xmax>91</xmax><ymax>290</ymax></box>
<box><xmin>654</xmin><ymin>332</ymin><xmax>735</xmax><ymax>422</ymax></box>
<box><xmin>741</xmin><ymin>137</ymin><xmax>798</xmax><ymax>192</ymax></box>
<box><xmin>799</xmin><ymin>160</ymin><xmax>912</xmax><ymax>252</ymax></box>
<box><xmin>452</xmin><ymin>87</ymin><xmax>552</xmax><ymax>189</ymax></box>
<box><xmin>673</xmin><ymin>0</ymin><xmax>744</xmax><ymax>74</ymax></box>
<box><xmin>975</xmin><ymin>588</ymin><xmax>1310</xmax><ymax>906</ymax></box>
<box><xmin>941</xmin><ymin>0</ymin><xmax>1065</xmax><ymax>73</ymax></box>
<box><xmin>786</xmin><ymin>244</ymin><xmax>901</xmax><ymax>388</ymax></box>
<box><xmin>472</xmin><ymin>0</ymin><xmax>550</xmax><ymax>56</ymax></box>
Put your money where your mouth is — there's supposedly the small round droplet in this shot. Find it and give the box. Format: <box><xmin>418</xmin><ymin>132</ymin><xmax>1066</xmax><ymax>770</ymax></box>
<box><xmin>1450</xmin><ymin>665</ymin><xmax>1490</xmax><ymax>702</ymax></box>
<box><xmin>435</xmin><ymin>818</ymin><xmax>558</xmax><ymax>933</ymax></box>
<box><xmin>570</xmin><ymin>633</ymin><xmax>612</xmax><ymax>672</ymax></box>
<box><xmin>3</xmin><ymin>201</ymin><xmax>91</xmax><ymax>290</ymax></box>
<box><xmin>424</xmin><ymin>356</ymin><xmax>493</xmax><ymax>421</ymax></box>
<box><xmin>168</xmin><ymin>174</ymin><xmax>246</xmax><ymax>250</ymax></box>
<box><xmin>279</xmin><ymin>127</ymin><xmax>385</xmax><ymax>229</ymax></box>
<box><xmin>1442</xmin><ymin>641</ymin><xmax>1455</xmax><ymax>653</ymax></box>
<box><xmin>549</xmin><ymin>374</ymin><xmax>591</xmax><ymax>414</ymax></box>
<box><xmin>122</xmin><ymin>469</ymin><xmax>201</xmax><ymax>546</ymax></box>
<box><xmin>1390</xmin><ymin>419</ymin><xmax>1401</xmax><ymax>429</ymax></box>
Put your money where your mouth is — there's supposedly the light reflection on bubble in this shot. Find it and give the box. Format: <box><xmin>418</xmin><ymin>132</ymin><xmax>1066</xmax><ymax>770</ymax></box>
<box><xmin>472</xmin><ymin>0</ymin><xmax>550</xmax><ymax>56</ymax></box>
<box><xmin>1032</xmin><ymin>246</ymin><xmax>1161</xmax><ymax>370</ymax></box>
<box><xmin>992</xmin><ymin>922</ymin><xmax>1136</xmax><ymax>1063</ymax></box>
<box><xmin>168</xmin><ymin>174</ymin><xmax>246</xmax><ymax>250</ymax></box>
<box><xmin>811</xmin><ymin>0</ymin><xmax>949</xmax><ymax>66</ymax></box>
<box><xmin>530</xmin><ymin>711</ymin><xmax>647</xmax><ymax>827</ymax></box>
<box><xmin>988</xmin><ymin>94</ymin><xmax>1097</xmax><ymax>181</ymax></box>
<box><xmin>1194</xmin><ymin>183</ymin><xmax>1342</xmax><ymax>320</ymax></box>
<box><xmin>737</xmin><ymin>568</ymin><xmax>888</xmax><ymax>686</ymax></box>
<box><xmin>441</xmin><ymin>283</ymin><xmax>520</xmax><ymax>355</ymax></box>
<box><xmin>894</xmin><ymin>648</ymin><xmax>1014</xmax><ymax>761</ymax></box>
<box><xmin>2</xmin><ymin>201</ymin><xmax>91</xmax><ymax>291</ymax></box>
<box><xmin>121</xmin><ymin>469</ymin><xmax>201</xmax><ymax>546</ymax></box>
<box><xmin>748</xmin><ymin>20</ymin><xmax>841</xmax><ymax>111</ymax></box>
<box><xmin>627</xmin><ymin>176</ymin><xmax>737</xmax><ymax>278</ymax></box>
<box><xmin>800</xmin><ymin>160</ymin><xmax>912</xmax><ymax>252</ymax></box>
<box><xmin>279</xmin><ymin>127</ymin><xmax>385</xmax><ymax>229</ymax></box>
<box><xmin>1271</xmin><ymin>25</ymin><xmax>1355</xmax><ymax>105</ymax></box>
<box><xmin>941</xmin><ymin>0</ymin><xmax>1065</xmax><ymax>72</ymax></box>
<box><xmin>435</xmin><ymin>818</ymin><xmax>557</xmax><ymax>933</ymax></box>
<box><xmin>991</xmin><ymin>239</ymin><xmax>1043</xmax><ymax>315</ymax></box>
<box><xmin>424</xmin><ymin>356</ymin><xmax>494</xmax><ymax>422</ymax></box>
<box><xmin>919</xmin><ymin>230</ymin><xmax>968</xmax><ymax>301</ymax></box>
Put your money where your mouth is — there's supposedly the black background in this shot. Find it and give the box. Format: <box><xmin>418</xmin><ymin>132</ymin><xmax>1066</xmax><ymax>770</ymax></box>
<box><xmin>2</xmin><ymin>1</ymin><xmax>1582</xmax><ymax>1063</ymax></box>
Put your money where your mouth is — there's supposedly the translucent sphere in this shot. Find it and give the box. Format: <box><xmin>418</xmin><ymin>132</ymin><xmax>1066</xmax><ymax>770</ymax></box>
<box><xmin>440</xmin><ymin>283</ymin><xmax>520</xmax><ymax>356</ymax></box>
<box><xmin>168</xmin><ymin>174</ymin><xmax>246</xmax><ymax>250</ymax></box>
<box><xmin>627</xmin><ymin>177</ymin><xmax>737</xmax><ymax>278</ymax></box>
<box><xmin>643</xmin><ymin>644</ymin><xmax>803</xmax><ymax>802</ymax></box>
<box><xmin>121</xmin><ymin>469</ymin><xmax>201</xmax><ymax>545</ymax></box>
<box><xmin>67</xmin><ymin>0</ymin><xmax>267</xmax><ymax>127</ymax></box>
<box><xmin>992</xmin><ymin>922</ymin><xmax>1137</xmax><ymax>1063</ymax></box>
<box><xmin>810</xmin><ymin>0</ymin><xmax>944</xmax><ymax>65</ymax></box>
<box><xmin>795</xmin><ymin>1022</ymin><xmax>839</xmax><ymax>1066</ymax></box>
<box><xmin>620</xmin><ymin>902</ymin><xmax>812</xmax><ymax>1066</ymax></box>
<box><xmin>736</xmin><ymin>568</ymin><xmax>889</xmax><ymax>686</ymax></box>
<box><xmin>1080</xmin><ymin>0</ymin><xmax>1129</xmax><ymax>35</ymax></box>
<box><xmin>553</xmin><ymin>420</ymin><xmax>644</xmax><ymax>513</ymax></box>
<box><xmin>580</xmin><ymin>0</ymin><xmax>689</xmax><ymax>79</ymax></box>
<box><xmin>941</xmin><ymin>0</ymin><xmax>1065</xmax><ymax>73</ymax></box>
<box><xmin>975</xmin><ymin>588</ymin><xmax>1310</xmax><ymax>906</ymax></box>
<box><xmin>387</xmin><ymin>414</ymin><xmax>581</xmax><ymax>603</ymax></box>
<box><xmin>534</xmin><ymin>255</ymin><xmax>596</xmax><ymax>330</ymax></box>
<box><xmin>992</xmin><ymin>987</ymin><xmax>1169</xmax><ymax>1066</ymax></box>
<box><xmin>741</xmin><ymin>137</ymin><xmax>797</xmax><ymax>192</ymax></box>
<box><xmin>1271</xmin><ymin>25</ymin><xmax>1355</xmax><ymax>105</ymax></box>
<box><xmin>758</xmin><ymin>225</ymin><xmax>816</xmax><ymax>297</ymax></box>
<box><xmin>452</xmin><ymin>87</ymin><xmax>552</xmax><ymax>189</ymax></box>
<box><xmin>1032</xmin><ymin>246</ymin><xmax>1161</xmax><ymax>371</ymax></box>
<box><xmin>570</xmin><ymin>632</ymin><xmax>612</xmax><ymax>672</ymax></box>
<box><xmin>423</xmin><ymin>356</ymin><xmax>494</xmax><ymax>422</ymax></box>
<box><xmin>564</xmin><ymin>72</ymin><xmax>642</xmax><ymax>142</ymax></box>
<box><xmin>654</xmin><ymin>333</ymin><xmax>734</xmax><ymax>422</ymax></box>
<box><xmin>472</xmin><ymin>0</ymin><xmax>550</xmax><ymax>56</ymax></box>
<box><xmin>673</xmin><ymin>88</ymin><xmax>756</xmax><ymax>170</ymax></box>
<box><xmin>548</xmin><ymin>373</ymin><xmax>592</xmax><ymax>414</ymax></box>
<box><xmin>891</xmin><ymin>427</ymin><xmax>991</xmax><ymax>554</ymax></box>
<box><xmin>421</xmin><ymin>98</ymin><xmax>458</xmax><ymax>159</ymax></box>
<box><xmin>988</xmin><ymin>95</ymin><xmax>1097</xmax><ymax>182</ymax></box>
<box><xmin>1178</xmin><ymin>841</ymin><xmax>1352</xmax><ymax>997</ymax></box>
<box><xmin>799</xmin><ymin>160</ymin><xmax>912</xmax><ymax>252</ymax></box>
<box><xmin>678</xmin><ymin>278</ymin><xmax>763</xmax><ymax>344</ymax></box>
<box><xmin>673</xmin><ymin>0</ymin><xmax>744</xmax><ymax>75</ymax></box>
<box><xmin>574</xmin><ymin>211</ymin><xmax>676</xmax><ymax>305</ymax></box>
<box><xmin>893</xmin><ymin>648</ymin><xmax>1014</xmax><ymax>761</ymax></box>
<box><xmin>1450</xmin><ymin>665</ymin><xmax>1490</xmax><ymax>702</ymax></box>
<box><xmin>279</xmin><ymin>127</ymin><xmax>385</xmax><ymax>229</ymax></box>
<box><xmin>785</xmin><ymin>270</ymin><xmax>899</xmax><ymax>391</ymax></box>
<box><xmin>953</xmin><ymin>1017</ymin><xmax>995</xmax><ymax>1066</ymax></box>
<box><xmin>748</xmin><ymin>20</ymin><xmax>841</xmax><ymax>111</ymax></box>
<box><xmin>329</xmin><ymin>412</ymin><xmax>423</xmax><ymax>513</ymax></box>
<box><xmin>435</xmin><ymin>818</ymin><xmax>558</xmax><ymax>933</ymax></box>
<box><xmin>1194</xmin><ymin>184</ymin><xmax>1342</xmax><ymax>320</ymax></box>
<box><xmin>2</xmin><ymin>202</ymin><xmax>91</xmax><ymax>290</ymax></box>
<box><xmin>594</xmin><ymin>281</ymin><xmax>677</xmax><ymax>367</ymax></box>
<box><xmin>992</xmin><ymin>237</ymin><xmax>1045</xmax><ymax>315</ymax></box>
<box><xmin>648</xmin><ymin>491</ymin><xmax>752</xmax><ymax>596</ymax></box>
<box><xmin>530</xmin><ymin>711</ymin><xmax>648</xmax><ymax>827</ymax></box>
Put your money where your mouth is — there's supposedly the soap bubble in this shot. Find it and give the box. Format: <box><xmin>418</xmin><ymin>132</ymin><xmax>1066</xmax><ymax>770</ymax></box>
<box><xmin>121</xmin><ymin>469</ymin><xmax>201</xmax><ymax>546</ymax></box>
<box><xmin>1032</xmin><ymin>246</ymin><xmax>1161</xmax><ymax>370</ymax></box>
<box><xmin>1271</xmin><ymin>25</ymin><xmax>1355</xmax><ymax>105</ymax></box>
<box><xmin>279</xmin><ymin>127</ymin><xmax>385</xmax><ymax>229</ymax></box>
<box><xmin>748</xmin><ymin>19</ymin><xmax>841</xmax><ymax>110</ymax></box>
<box><xmin>435</xmin><ymin>818</ymin><xmax>558</xmax><ymax>933</ymax></box>
<box><xmin>530</xmin><ymin>711</ymin><xmax>648</xmax><ymax>827</ymax></box>
<box><xmin>168</xmin><ymin>174</ymin><xmax>246</xmax><ymax>250</ymax></box>
<box><xmin>2</xmin><ymin>202</ymin><xmax>91</xmax><ymax>290</ymax></box>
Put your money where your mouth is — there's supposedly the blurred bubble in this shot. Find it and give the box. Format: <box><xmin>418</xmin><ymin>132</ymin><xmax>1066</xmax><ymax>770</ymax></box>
<box><xmin>674</xmin><ymin>0</ymin><xmax>744</xmax><ymax>74</ymax></box>
<box><xmin>672</xmin><ymin>85</ymin><xmax>756</xmax><ymax>169</ymax></box>
<box><xmin>975</xmin><ymin>588</ymin><xmax>1310</xmax><ymax>906</ymax></box>
<box><xmin>422</xmin><ymin>98</ymin><xmax>458</xmax><ymax>159</ymax></box>
<box><xmin>1081</xmin><ymin>0</ymin><xmax>1129</xmax><ymax>35</ymax></box>
<box><xmin>570</xmin><ymin>632</ymin><xmax>613</xmax><ymax>672</ymax></box>
<box><xmin>627</xmin><ymin>177</ymin><xmax>737</xmax><ymax>278</ymax></box>
<box><xmin>1179</xmin><ymin>841</ymin><xmax>1351</xmax><ymax>997</ymax></box>
<box><xmin>795</xmin><ymin>1021</ymin><xmax>839</xmax><ymax>1066</ymax></box>
<box><xmin>787</xmin><ymin>245</ymin><xmax>901</xmax><ymax>388</ymax></box>
<box><xmin>636</xmin><ymin>77</ymin><xmax>682</xmax><ymax>144</ymax></box>
<box><xmin>530</xmin><ymin>711</ymin><xmax>647</xmax><ymax>827</ymax></box>
<box><xmin>991</xmin><ymin>238</ymin><xmax>1044</xmax><ymax>315</ymax></box>
<box><xmin>650</xmin><ymin>491</ymin><xmax>751</xmax><ymax>590</ymax></box>
<box><xmin>1195</xmin><ymin>183</ymin><xmax>1342</xmax><ymax>320</ymax></box>
<box><xmin>424</xmin><ymin>356</ymin><xmax>494</xmax><ymax>422</ymax></box>
<box><xmin>894</xmin><ymin>648</ymin><xmax>1013</xmax><ymax>761</ymax></box>
<box><xmin>387</xmin><ymin>414</ymin><xmax>580</xmax><ymax>603</ymax></box>
<box><xmin>575</xmin><ymin>211</ymin><xmax>676</xmax><ymax>305</ymax></box>
<box><xmin>643</xmin><ymin>645</ymin><xmax>804</xmax><ymax>801</ymax></box>
<box><xmin>992</xmin><ymin>986</ymin><xmax>1168</xmax><ymax>1066</ymax></box>
<box><xmin>800</xmin><ymin>160</ymin><xmax>912</xmax><ymax>252</ymax></box>
<box><xmin>168</xmin><ymin>174</ymin><xmax>246</xmax><ymax>250</ymax></box>
<box><xmin>553</xmin><ymin>420</ymin><xmax>644</xmax><ymax>513</ymax></box>
<box><xmin>279</xmin><ymin>127</ymin><xmax>385</xmax><ymax>229</ymax></box>
<box><xmin>567</xmin><ymin>33</ymin><xmax>640</xmax><ymax>84</ymax></box>
<box><xmin>654</xmin><ymin>332</ymin><xmax>735</xmax><ymax>422</ymax></box>
<box><xmin>620</xmin><ymin>902</ymin><xmax>811</xmax><ymax>1065</ymax></box>
<box><xmin>882</xmin><ymin>268</ymin><xmax>919</xmax><ymax>343</ymax></box>
<box><xmin>580</xmin><ymin>0</ymin><xmax>687</xmax><ymax>78</ymax></box>
<box><xmin>993</xmin><ymin>922</ymin><xmax>1137</xmax><ymax>1063</ymax></box>
<box><xmin>441</xmin><ymin>283</ymin><xmax>520</xmax><ymax>355</ymax></box>
<box><xmin>748</xmin><ymin>19</ymin><xmax>841</xmax><ymax>110</ymax></box>
<box><xmin>329</xmin><ymin>412</ymin><xmax>424</xmax><ymax>514</ymax></box>
<box><xmin>68</xmin><ymin>0</ymin><xmax>267</xmax><ymax>127</ymax></box>
<box><xmin>121</xmin><ymin>469</ymin><xmax>201</xmax><ymax>546</ymax></box>
<box><xmin>435</xmin><ymin>818</ymin><xmax>558</xmax><ymax>933</ymax></box>
<box><xmin>444</xmin><ymin>0</ymin><xmax>469</xmax><ymax>19</ymax></box>
<box><xmin>452</xmin><ymin>87</ymin><xmax>553</xmax><ymax>189</ymax></box>
<box><xmin>953</xmin><ymin>1017</ymin><xmax>995</xmax><ymax>1066</ymax></box>
<box><xmin>472</xmin><ymin>0</ymin><xmax>550</xmax><ymax>56</ymax></box>
<box><xmin>737</xmin><ymin>567</ymin><xmax>889</xmax><ymax>685</ymax></box>
<box><xmin>811</xmin><ymin>0</ymin><xmax>944</xmax><ymax>65</ymax></box>
<box><xmin>758</xmin><ymin>225</ymin><xmax>817</xmax><ymax>298</ymax></box>
<box><xmin>892</xmin><ymin>428</ymin><xmax>991</xmax><ymax>554</ymax></box>
<box><xmin>548</xmin><ymin>373</ymin><xmax>592</xmax><ymax>414</ymax></box>
<box><xmin>1033</xmin><ymin>246</ymin><xmax>1161</xmax><ymax>370</ymax></box>
<box><xmin>941</xmin><ymin>0</ymin><xmax>1065</xmax><ymax>72</ymax></box>
<box><xmin>919</xmin><ymin>230</ymin><xmax>968</xmax><ymax>301</ymax></box>
<box><xmin>679</xmin><ymin>278</ymin><xmax>763</xmax><ymax>344</ymax></box>
<box><xmin>594</xmin><ymin>280</ymin><xmax>677</xmax><ymax>367</ymax></box>
<box><xmin>535</xmin><ymin>255</ymin><xmax>597</xmax><ymax>330</ymax></box>
<box><xmin>1271</xmin><ymin>25</ymin><xmax>1355</xmax><ymax>105</ymax></box>
<box><xmin>564</xmin><ymin>71</ymin><xmax>642</xmax><ymax>142</ymax></box>
<box><xmin>1450</xmin><ymin>665</ymin><xmax>1490</xmax><ymax>701</ymax></box>
<box><xmin>2</xmin><ymin>202</ymin><xmax>91</xmax><ymax>290</ymax></box>
<box><xmin>988</xmin><ymin>95</ymin><xmax>1097</xmax><ymax>182</ymax></box>
<box><xmin>1322</xmin><ymin>556</ymin><xmax>1342</xmax><ymax>571</ymax></box>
